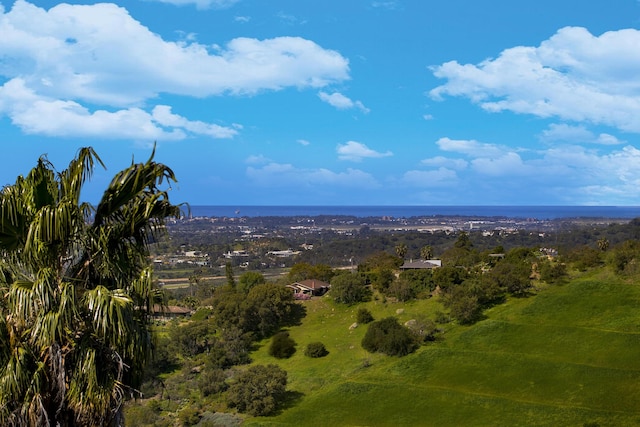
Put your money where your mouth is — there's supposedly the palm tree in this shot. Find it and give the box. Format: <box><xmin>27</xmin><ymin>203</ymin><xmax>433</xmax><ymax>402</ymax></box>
<box><xmin>420</xmin><ymin>245</ymin><xmax>433</xmax><ymax>260</ymax></box>
<box><xmin>395</xmin><ymin>243</ymin><xmax>408</xmax><ymax>259</ymax></box>
<box><xmin>0</xmin><ymin>147</ymin><xmax>181</xmax><ymax>426</ymax></box>
<box><xmin>597</xmin><ymin>237</ymin><xmax>610</xmax><ymax>252</ymax></box>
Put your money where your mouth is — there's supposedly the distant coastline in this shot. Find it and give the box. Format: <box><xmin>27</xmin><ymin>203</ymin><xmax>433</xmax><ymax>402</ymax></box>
<box><xmin>187</xmin><ymin>206</ymin><xmax>640</xmax><ymax>220</ymax></box>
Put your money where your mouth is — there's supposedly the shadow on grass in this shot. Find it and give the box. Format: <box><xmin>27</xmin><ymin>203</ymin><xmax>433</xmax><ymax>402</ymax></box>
<box><xmin>284</xmin><ymin>302</ymin><xmax>308</xmax><ymax>327</ymax></box>
<box><xmin>274</xmin><ymin>390</ymin><xmax>305</xmax><ymax>414</ymax></box>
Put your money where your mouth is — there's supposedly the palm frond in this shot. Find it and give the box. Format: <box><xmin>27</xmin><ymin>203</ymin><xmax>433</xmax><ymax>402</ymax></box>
<box><xmin>0</xmin><ymin>146</ymin><xmax>180</xmax><ymax>425</ymax></box>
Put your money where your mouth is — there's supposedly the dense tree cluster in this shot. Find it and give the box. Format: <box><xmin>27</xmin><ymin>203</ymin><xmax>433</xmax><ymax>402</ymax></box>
<box><xmin>330</xmin><ymin>271</ymin><xmax>371</xmax><ymax>305</ymax></box>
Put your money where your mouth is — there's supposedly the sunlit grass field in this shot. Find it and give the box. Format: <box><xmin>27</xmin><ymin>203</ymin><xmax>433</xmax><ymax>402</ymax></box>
<box><xmin>244</xmin><ymin>270</ymin><xmax>640</xmax><ymax>426</ymax></box>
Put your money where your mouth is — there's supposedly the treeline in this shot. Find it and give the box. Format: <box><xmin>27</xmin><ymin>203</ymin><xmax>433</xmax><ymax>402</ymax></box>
<box><xmin>155</xmin><ymin>217</ymin><xmax>640</xmax><ymax>274</ymax></box>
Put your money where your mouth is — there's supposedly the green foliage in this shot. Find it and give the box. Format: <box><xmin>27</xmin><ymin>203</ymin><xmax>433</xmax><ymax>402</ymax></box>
<box><xmin>238</xmin><ymin>271</ymin><xmax>266</xmax><ymax>293</ymax></box>
<box><xmin>246</xmin><ymin>283</ymin><xmax>302</xmax><ymax>338</ymax></box>
<box><xmin>304</xmin><ymin>342</ymin><xmax>329</xmax><ymax>358</ymax></box>
<box><xmin>420</xmin><ymin>245</ymin><xmax>434</xmax><ymax>260</ymax></box>
<box><xmin>225</xmin><ymin>262</ymin><xmax>236</xmax><ymax>288</ymax></box>
<box><xmin>361</xmin><ymin>317</ymin><xmax>419</xmax><ymax>357</ymax></box>
<box><xmin>368</xmin><ymin>267</ymin><xmax>396</xmax><ymax>293</ymax></box>
<box><xmin>388</xmin><ymin>277</ymin><xmax>417</xmax><ymax>301</ymax></box>
<box><xmin>538</xmin><ymin>260</ymin><xmax>567</xmax><ymax>284</ymax></box>
<box><xmin>504</xmin><ymin>246</ymin><xmax>534</xmax><ymax>262</ymax></box>
<box><xmin>330</xmin><ymin>271</ymin><xmax>371</xmax><ymax>305</ymax></box>
<box><xmin>211</xmin><ymin>283</ymin><xmax>303</xmax><ymax>340</ymax></box>
<box><xmin>356</xmin><ymin>307</ymin><xmax>374</xmax><ymax>324</ymax></box>
<box><xmin>395</xmin><ymin>243</ymin><xmax>408</xmax><ymax>258</ymax></box>
<box><xmin>441</xmin><ymin>285</ymin><xmax>483</xmax><ymax>325</ymax></box>
<box><xmin>566</xmin><ymin>246</ymin><xmax>602</xmax><ymax>271</ymax></box>
<box><xmin>288</xmin><ymin>262</ymin><xmax>335</xmax><ymax>283</ymax></box>
<box><xmin>405</xmin><ymin>316</ymin><xmax>440</xmax><ymax>342</ymax></box>
<box><xmin>488</xmin><ymin>259</ymin><xmax>532</xmax><ymax>296</ymax></box>
<box><xmin>206</xmin><ymin>327</ymin><xmax>252</xmax><ymax>369</ymax></box>
<box><xmin>198</xmin><ymin>368</ymin><xmax>228</xmax><ymax>396</ymax></box>
<box><xmin>269</xmin><ymin>331</ymin><xmax>297</xmax><ymax>359</ymax></box>
<box><xmin>398</xmin><ymin>269</ymin><xmax>435</xmax><ymax>296</ymax></box>
<box><xmin>609</xmin><ymin>240</ymin><xmax>640</xmax><ymax>274</ymax></box>
<box><xmin>227</xmin><ymin>364</ymin><xmax>288</xmax><ymax>416</ymax></box>
<box><xmin>190</xmin><ymin>307</ymin><xmax>213</xmax><ymax>321</ymax></box>
<box><xmin>433</xmin><ymin>266</ymin><xmax>466</xmax><ymax>291</ymax></box>
<box><xmin>178</xmin><ymin>404</ymin><xmax>201</xmax><ymax>426</ymax></box>
<box><xmin>125</xmin><ymin>403</ymin><xmax>161</xmax><ymax>427</ymax></box>
<box><xmin>210</xmin><ymin>288</ymin><xmax>248</xmax><ymax>332</ymax></box>
<box><xmin>0</xmin><ymin>147</ymin><xmax>180</xmax><ymax>425</ymax></box>
<box><xmin>169</xmin><ymin>319</ymin><xmax>214</xmax><ymax>357</ymax></box>
<box><xmin>359</xmin><ymin>251</ymin><xmax>403</xmax><ymax>271</ymax></box>
<box><xmin>454</xmin><ymin>231</ymin><xmax>472</xmax><ymax>249</ymax></box>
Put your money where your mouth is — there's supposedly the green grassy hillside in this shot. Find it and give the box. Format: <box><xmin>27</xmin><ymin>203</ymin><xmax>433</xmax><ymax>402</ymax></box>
<box><xmin>245</xmin><ymin>271</ymin><xmax>640</xmax><ymax>427</ymax></box>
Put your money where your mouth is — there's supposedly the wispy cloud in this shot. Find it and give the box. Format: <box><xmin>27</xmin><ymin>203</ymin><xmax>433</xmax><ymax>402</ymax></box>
<box><xmin>245</xmin><ymin>154</ymin><xmax>270</xmax><ymax>164</ymax></box>
<box><xmin>436</xmin><ymin>137</ymin><xmax>508</xmax><ymax>157</ymax></box>
<box><xmin>246</xmin><ymin>162</ymin><xmax>379</xmax><ymax>188</ymax></box>
<box><xmin>430</xmin><ymin>27</ymin><xmax>640</xmax><ymax>133</ymax></box>
<box><xmin>318</xmin><ymin>91</ymin><xmax>370</xmax><ymax>113</ymax></box>
<box><xmin>540</xmin><ymin>124</ymin><xmax>624</xmax><ymax>145</ymax></box>
<box><xmin>337</xmin><ymin>141</ymin><xmax>392</xmax><ymax>161</ymax></box>
<box><xmin>276</xmin><ymin>11</ymin><xmax>307</xmax><ymax>25</ymax></box>
<box><xmin>409</xmin><ymin>136</ymin><xmax>640</xmax><ymax>204</ymax></box>
<box><xmin>371</xmin><ymin>1</ymin><xmax>401</xmax><ymax>10</ymax></box>
<box><xmin>296</xmin><ymin>139</ymin><xmax>311</xmax><ymax>146</ymax></box>
<box><xmin>148</xmin><ymin>0</ymin><xmax>241</xmax><ymax>9</ymax></box>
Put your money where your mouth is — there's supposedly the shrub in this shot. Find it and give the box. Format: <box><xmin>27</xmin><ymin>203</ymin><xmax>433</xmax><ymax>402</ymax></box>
<box><xmin>539</xmin><ymin>260</ymin><xmax>567</xmax><ymax>284</ymax></box>
<box><xmin>178</xmin><ymin>405</ymin><xmax>201</xmax><ymax>426</ymax></box>
<box><xmin>434</xmin><ymin>310</ymin><xmax>450</xmax><ymax>324</ymax></box>
<box><xmin>356</xmin><ymin>307</ymin><xmax>374</xmax><ymax>324</ymax></box>
<box><xmin>227</xmin><ymin>364</ymin><xmax>287</xmax><ymax>416</ymax></box>
<box><xmin>198</xmin><ymin>368</ymin><xmax>228</xmax><ymax>396</ymax></box>
<box><xmin>388</xmin><ymin>278</ymin><xmax>417</xmax><ymax>302</ymax></box>
<box><xmin>269</xmin><ymin>331</ymin><xmax>296</xmax><ymax>359</ymax></box>
<box><xmin>361</xmin><ymin>317</ymin><xmax>419</xmax><ymax>357</ymax></box>
<box><xmin>304</xmin><ymin>342</ymin><xmax>329</xmax><ymax>358</ymax></box>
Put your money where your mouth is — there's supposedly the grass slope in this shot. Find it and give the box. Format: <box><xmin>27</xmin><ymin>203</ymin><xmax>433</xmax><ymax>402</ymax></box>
<box><xmin>244</xmin><ymin>271</ymin><xmax>640</xmax><ymax>427</ymax></box>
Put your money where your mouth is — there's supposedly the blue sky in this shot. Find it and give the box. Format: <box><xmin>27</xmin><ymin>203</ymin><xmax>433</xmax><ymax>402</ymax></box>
<box><xmin>1</xmin><ymin>0</ymin><xmax>640</xmax><ymax>206</ymax></box>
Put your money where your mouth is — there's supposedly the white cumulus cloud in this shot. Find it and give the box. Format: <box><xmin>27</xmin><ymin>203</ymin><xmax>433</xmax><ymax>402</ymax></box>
<box><xmin>430</xmin><ymin>27</ymin><xmax>640</xmax><ymax>133</ymax></box>
<box><xmin>337</xmin><ymin>141</ymin><xmax>392</xmax><ymax>161</ymax></box>
<box><xmin>0</xmin><ymin>1</ymin><xmax>350</xmax><ymax>139</ymax></box>
<box><xmin>318</xmin><ymin>91</ymin><xmax>369</xmax><ymax>113</ymax></box>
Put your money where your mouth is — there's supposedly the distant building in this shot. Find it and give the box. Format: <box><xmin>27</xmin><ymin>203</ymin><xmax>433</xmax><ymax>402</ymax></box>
<box><xmin>151</xmin><ymin>305</ymin><xmax>192</xmax><ymax>320</ymax></box>
<box><xmin>224</xmin><ymin>250</ymin><xmax>249</xmax><ymax>258</ymax></box>
<box><xmin>267</xmin><ymin>249</ymin><xmax>301</xmax><ymax>257</ymax></box>
<box><xmin>399</xmin><ymin>259</ymin><xmax>442</xmax><ymax>270</ymax></box>
<box><xmin>287</xmin><ymin>279</ymin><xmax>331</xmax><ymax>298</ymax></box>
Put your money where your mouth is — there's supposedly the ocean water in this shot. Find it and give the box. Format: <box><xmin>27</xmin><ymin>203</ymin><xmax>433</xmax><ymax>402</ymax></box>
<box><xmin>187</xmin><ymin>206</ymin><xmax>640</xmax><ymax>220</ymax></box>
